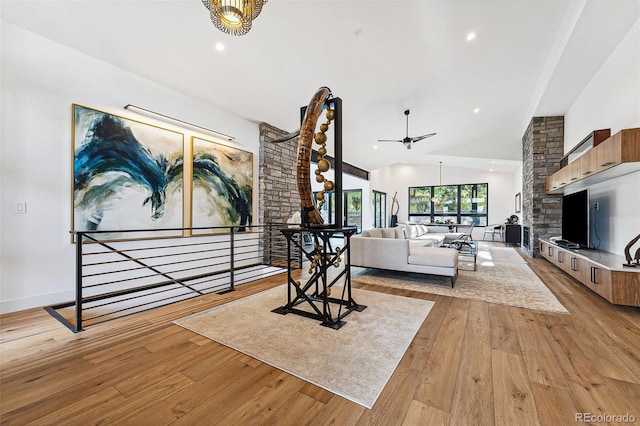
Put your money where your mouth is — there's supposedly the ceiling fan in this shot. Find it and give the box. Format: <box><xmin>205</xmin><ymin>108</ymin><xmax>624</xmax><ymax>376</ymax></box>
<box><xmin>377</xmin><ymin>109</ymin><xmax>436</xmax><ymax>149</ymax></box>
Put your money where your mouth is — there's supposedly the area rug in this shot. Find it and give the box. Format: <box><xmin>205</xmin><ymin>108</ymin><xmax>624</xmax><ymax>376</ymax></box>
<box><xmin>353</xmin><ymin>242</ymin><xmax>569</xmax><ymax>314</ymax></box>
<box><xmin>174</xmin><ymin>285</ymin><xmax>434</xmax><ymax>408</ymax></box>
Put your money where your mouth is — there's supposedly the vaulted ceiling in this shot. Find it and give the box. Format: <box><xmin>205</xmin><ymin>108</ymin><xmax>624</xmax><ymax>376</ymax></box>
<box><xmin>2</xmin><ymin>0</ymin><xmax>638</xmax><ymax>172</ymax></box>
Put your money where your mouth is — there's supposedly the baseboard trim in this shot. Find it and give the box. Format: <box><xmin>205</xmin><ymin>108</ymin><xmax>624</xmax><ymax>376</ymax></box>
<box><xmin>0</xmin><ymin>290</ymin><xmax>74</xmax><ymax>315</ymax></box>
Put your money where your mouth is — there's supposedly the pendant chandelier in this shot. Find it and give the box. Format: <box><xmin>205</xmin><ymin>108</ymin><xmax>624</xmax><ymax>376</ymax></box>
<box><xmin>202</xmin><ymin>0</ymin><xmax>267</xmax><ymax>36</ymax></box>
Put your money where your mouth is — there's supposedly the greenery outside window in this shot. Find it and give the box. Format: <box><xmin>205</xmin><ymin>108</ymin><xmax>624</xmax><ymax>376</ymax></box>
<box><xmin>408</xmin><ymin>183</ymin><xmax>488</xmax><ymax>226</ymax></box>
<box><xmin>409</xmin><ymin>187</ymin><xmax>431</xmax><ymax>215</ymax></box>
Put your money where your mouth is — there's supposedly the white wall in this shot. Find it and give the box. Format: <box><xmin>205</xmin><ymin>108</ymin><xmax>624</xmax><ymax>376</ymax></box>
<box><xmin>513</xmin><ymin>163</ymin><xmax>524</xmax><ymax>224</ymax></box>
<box><xmin>370</xmin><ymin>163</ymin><xmax>519</xmax><ymax>239</ymax></box>
<box><xmin>0</xmin><ymin>23</ymin><xmax>260</xmax><ymax>313</ymax></box>
<box><xmin>564</xmin><ymin>17</ymin><xmax>640</xmax><ymax>255</ymax></box>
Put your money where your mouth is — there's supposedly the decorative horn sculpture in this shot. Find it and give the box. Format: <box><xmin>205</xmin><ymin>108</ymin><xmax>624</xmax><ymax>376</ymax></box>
<box><xmin>299</xmin><ymin>87</ymin><xmax>335</xmax><ymax>225</ymax></box>
<box><xmin>390</xmin><ymin>191</ymin><xmax>399</xmax><ymax>227</ymax></box>
<box><xmin>391</xmin><ymin>192</ymin><xmax>399</xmax><ymax>216</ymax></box>
<box><xmin>270</xmin><ymin>87</ymin><xmax>335</xmax><ymax>225</ymax></box>
<box><xmin>623</xmin><ymin>233</ymin><xmax>640</xmax><ymax>267</ymax></box>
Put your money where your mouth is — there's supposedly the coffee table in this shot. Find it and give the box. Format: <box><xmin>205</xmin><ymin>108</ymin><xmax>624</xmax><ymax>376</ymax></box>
<box><xmin>445</xmin><ymin>239</ymin><xmax>478</xmax><ymax>271</ymax></box>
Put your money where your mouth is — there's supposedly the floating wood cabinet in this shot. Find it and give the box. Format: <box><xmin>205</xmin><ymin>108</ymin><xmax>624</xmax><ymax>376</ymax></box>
<box><xmin>545</xmin><ymin>127</ymin><xmax>640</xmax><ymax>194</ymax></box>
<box><xmin>539</xmin><ymin>239</ymin><xmax>640</xmax><ymax>307</ymax></box>
<box><xmin>579</xmin><ymin>150</ymin><xmax>597</xmax><ymax>178</ymax></box>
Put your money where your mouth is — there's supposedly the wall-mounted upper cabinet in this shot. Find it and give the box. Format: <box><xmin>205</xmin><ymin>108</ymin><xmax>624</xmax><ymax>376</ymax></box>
<box><xmin>545</xmin><ymin>128</ymin><xmax>640</xmax><ymax>194</ymax></box>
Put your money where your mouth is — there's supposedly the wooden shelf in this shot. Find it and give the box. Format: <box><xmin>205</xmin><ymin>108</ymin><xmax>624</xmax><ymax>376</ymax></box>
<box><xmin>546</xmin><ymin>127</ymin><xmax>640</xmax><ymax>194</ymax></box>
<box><xmin>539</xmin><ymin>239</ymin><xmax>640</xmax><ymax>307</ymax></box>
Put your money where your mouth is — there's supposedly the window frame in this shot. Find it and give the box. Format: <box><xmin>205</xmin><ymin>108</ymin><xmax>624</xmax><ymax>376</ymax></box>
<box><xmin>373</xmin><ymin>190</ymin><xmax>386</xmax><ymax>228</ymax></box>
<box><xmin>408</xmin><ymin>183</ymin><xmax>488</xmax><ymax>226</ymax></box>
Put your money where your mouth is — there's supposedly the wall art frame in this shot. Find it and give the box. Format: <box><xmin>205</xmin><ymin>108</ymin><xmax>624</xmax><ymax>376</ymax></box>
<box><xmin>191</xmin><ymin>136</ymin><xmax>253</xmax><ymax>233</ymax></box>
<box><xmin>72</xmin><ymin>104</ymin><xmax>185</xmax><ymax>241</ymax></box>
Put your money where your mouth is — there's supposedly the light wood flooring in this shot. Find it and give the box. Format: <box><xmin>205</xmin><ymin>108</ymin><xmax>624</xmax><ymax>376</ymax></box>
<box><xmin>1</xmin><ymin>248</ymin><xmax>639</xmax><ymax>425</ymax></box>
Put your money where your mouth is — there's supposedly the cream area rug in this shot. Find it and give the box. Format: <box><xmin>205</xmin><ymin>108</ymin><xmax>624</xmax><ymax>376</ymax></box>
<box><xmin>174</xmin><ymin>285</ymin><xmax>434</xmax><ymax>408</ymax></box>
<box><xmin>353</xmin><ymin>242</ymin><xmax>569</xmax><ymax>314</ymax></box>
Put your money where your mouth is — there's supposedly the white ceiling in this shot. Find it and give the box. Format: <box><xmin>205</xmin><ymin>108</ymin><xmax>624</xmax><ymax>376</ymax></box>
<box><xmin>2</xmin><ymin>0</ymin><xmax>639</xmax><ymax>173</ymax></box>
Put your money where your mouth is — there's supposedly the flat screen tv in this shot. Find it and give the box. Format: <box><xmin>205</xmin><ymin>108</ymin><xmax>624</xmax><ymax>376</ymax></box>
<box><xmin>561</xmin><ymin>189</ymin><xmax>590</xmax><ymax>248</ymax></box>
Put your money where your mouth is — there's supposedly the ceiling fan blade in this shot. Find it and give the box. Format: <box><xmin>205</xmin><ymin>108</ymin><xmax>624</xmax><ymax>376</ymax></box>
<box><xmin>377</xmin><ymin>139</ymin><xmax>403</xmax><ymax>143</ymax></box>
<box><xmin>411</xmin><ymin>133</ymin><xmax>437</xmax><ymax>143</ymax></box>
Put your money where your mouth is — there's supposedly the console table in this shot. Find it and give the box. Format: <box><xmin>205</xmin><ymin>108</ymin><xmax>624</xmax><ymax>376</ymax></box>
<box><xmin>539</xmin><ymin>238</ymin><xmax>640</xmax><ymax>307</ymax></box>
<box><xmin>272</xmin><ymin>226</ymin><xmax>366</xmax><ymax>329</ymax></box>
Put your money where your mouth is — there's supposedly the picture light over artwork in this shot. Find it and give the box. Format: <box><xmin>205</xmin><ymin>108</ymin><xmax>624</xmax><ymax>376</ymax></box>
<box><xmin>124</xmin><ymin>104</ymin><xmax>235</xmax><ymax>142</ymax></box>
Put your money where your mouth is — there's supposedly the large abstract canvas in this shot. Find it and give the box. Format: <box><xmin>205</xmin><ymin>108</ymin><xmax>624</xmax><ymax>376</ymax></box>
<box><xmin>191</xmin><ymin>136</ymin><xmax>253</xmax><ymax>230</ymax></box>
<box><xmin>73</xmin><ymin>105</ymin><xmax>184</xmax><ymax>238</ymax></box>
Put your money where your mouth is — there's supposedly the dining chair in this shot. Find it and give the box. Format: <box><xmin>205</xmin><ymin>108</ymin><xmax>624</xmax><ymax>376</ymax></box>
<box><xmin>482</xmin><ymin>224</ymin><xmax>503</xmax><ymax>241</ymax></box>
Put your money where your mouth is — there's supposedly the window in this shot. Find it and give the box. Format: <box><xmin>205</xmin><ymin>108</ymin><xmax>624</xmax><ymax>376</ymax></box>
<box><xmin>373</xmin><ymin>191</ymin><xmax>386</xmax><ymax>228</ymax></box>
<box><xmin>409</xmin><ymin>187</ymin><xmax>431</xmax><ymax>215</ymax></box>
<box><xmin>408</xmin><ymin>183</ymin><xmax>488</xmax><ymax>226</ymax></box>
<box><xmin>344</xmin><ymin>190</ymin><xmax>362</xmax><ymax>232</ymax></box>
<box><xmin>314</xmin><ymin>189</ymin><xmax>362</xmax><ymax>233</ymax></box>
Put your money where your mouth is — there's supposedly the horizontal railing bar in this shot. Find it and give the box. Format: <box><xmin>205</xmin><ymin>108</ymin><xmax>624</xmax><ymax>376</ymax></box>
<box><xmin>83</xmin><ymin>243</ymin><xmax>257</xmax><ymax>268</ymax></box>
<box><xmin>85</xmin><ymin>292</ymin><xmax>198</xmax><ymax>321</ymax></box>
<box><xmin>82</xmin><ymin>254</ymin><xmax>247</xmax><ymax>283</ymax></box>
<box><xmin>71</xmin><ymin>223</ymin><xmax>292</xmax><ymax>235</ymax></box>
<box><xmin>84</xmin><ymin>286</ymin><xmax>193</xmax><ymax>311</ymax></box>
<box><xmin>83</xmin><ymin>241</ymin><xmax>238</xmax><ymax>260</ymax></box>
<box><xmin>235</xmin><ymin>269</ymin><xmax>286</xmax><ymax>281</ymax></box>
<box><xmin>80</xmin><ymin>263</ymin><xmax>265</xmax><ymax>303</ymax></box>
<box><xmin>81</xmin><ymin>240</ymin><xmax>234</xmax><ymax>258</ymax></box>
<box><xmin>82</xmin><ymin>253</ymin><xmax>236</xmax><ymax>278</ymax></box>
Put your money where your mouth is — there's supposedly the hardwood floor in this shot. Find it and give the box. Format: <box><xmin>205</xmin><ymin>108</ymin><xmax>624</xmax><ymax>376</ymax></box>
<box><xmin>2</xmin><ymin>250</ymin><xmax>639</xmax><ymax>425</ymax></box>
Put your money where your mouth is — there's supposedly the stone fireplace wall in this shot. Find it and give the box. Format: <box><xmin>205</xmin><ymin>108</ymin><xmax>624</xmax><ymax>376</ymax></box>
<box><xmin>522</xmin><ymin>116</ymin><xmax>564</xmax><ymax>257</ymax></box>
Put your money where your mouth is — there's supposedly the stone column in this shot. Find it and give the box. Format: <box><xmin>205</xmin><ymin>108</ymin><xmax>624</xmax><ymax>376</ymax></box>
<box><xmin>258</xmin><ymin>122</ymin><xmax>299</xmax><ymax>225</ymax></box>
<box><xmin>259</xmin><ymin>122</ymin><xmax>301</xmax><ymax>265</ymax></box>
<box><xmin>522</xmin><ymin>116</ymin><xmax>564</xmax><ymax>257</ymax></box>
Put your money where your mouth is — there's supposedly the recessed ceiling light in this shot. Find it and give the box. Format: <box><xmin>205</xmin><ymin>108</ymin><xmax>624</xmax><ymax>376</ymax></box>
<box><xmin>215</xmin><ymin>42</ymin><xmax>225</xmax><ymax>52</ymax></box>
<box><xmin>373</xmin><ymin>145</ymin><xmax>378</xmax><ymax>150</ymax></box>
<box><xmin>466</xmin><ymin>32</ymin><xmax>476</xmax><ymax>41</ymax></box>
<box><xmin>473</xmin><ymin>107</ymin><xmax>480</xmax><ymax>113</ymax></box>
<box><xmin>491</xmin><ymin>160</ymin><xmax>496</xmax><ymax>164</ymax></box>
<box><xmin>489</xmin><ymin>168</ymin><xmax>494</xmax><ymax>172</ymax></box>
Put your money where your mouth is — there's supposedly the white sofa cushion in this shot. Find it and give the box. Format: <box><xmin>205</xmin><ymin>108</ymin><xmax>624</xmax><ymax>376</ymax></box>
<box><xmin>362</xmin><ymin>227</ymin><xmax>405</xmax><ymax>239</ymax></box>
<box><xmin>409</xmin><ymin>247</ymin><xmax>458</xmax><ymax>268</ymax></box>
<box><xmin>380</xmin><ymin>228</ymin><xmax>397</xmax><ymax>238</ymax></box>
<box><xmin>362</xmin><ymin>228</ymin><xmax>382</xmax><ymax>238</ymax></box>
<box><xmin>350</xmin><ymin>237</ymin><xmax>410</xmax><ymax>270</ymax></box>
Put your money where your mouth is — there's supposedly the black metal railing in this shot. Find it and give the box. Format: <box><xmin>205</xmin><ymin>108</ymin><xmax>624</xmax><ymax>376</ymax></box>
<box><xmin>47</xmin><ymin>223</ymin><xmax>303</xmax><ymax>332</ymax></box>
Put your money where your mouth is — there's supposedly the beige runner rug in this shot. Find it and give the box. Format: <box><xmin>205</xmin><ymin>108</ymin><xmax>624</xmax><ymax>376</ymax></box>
<box><xmin>353</xmin><ymin>242</ymin><xmax>569</xmax><ymax>314</ymax></box>
<box><xmin>174</xmin><ymin>285</ymin><xmax>434</xmax><ymax>408</ymax></box>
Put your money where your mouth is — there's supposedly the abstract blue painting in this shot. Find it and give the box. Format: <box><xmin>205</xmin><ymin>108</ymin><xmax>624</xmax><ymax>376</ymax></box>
<box><xmin>191</xmin><ymin>136</ymin><xmax>253</xmax><ymax>231</ymax></box>
<box><xmin>73</xmin><ymin>105</ymin><xmax>184</xmax><ymax>238</ymax></box>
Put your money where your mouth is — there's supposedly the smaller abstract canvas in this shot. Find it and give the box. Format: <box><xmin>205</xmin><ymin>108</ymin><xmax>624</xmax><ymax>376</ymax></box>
<box><xmin>191</xmin><ymin>137</ymin><xmax>253</xmax><ymax>231</ymax></box>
